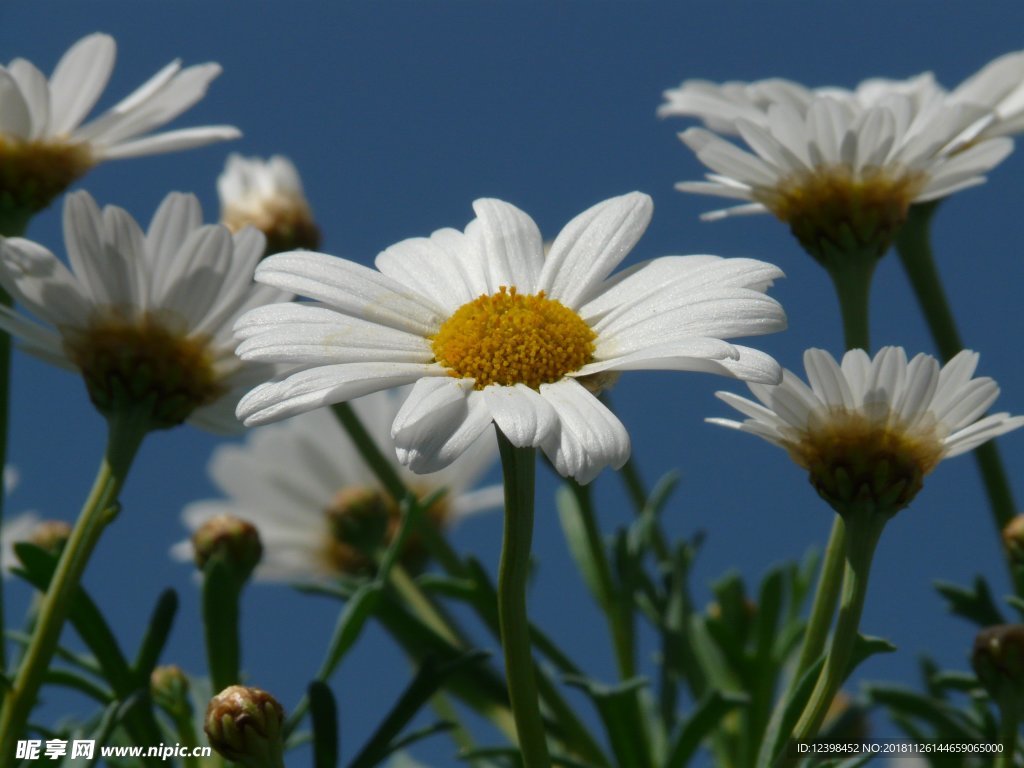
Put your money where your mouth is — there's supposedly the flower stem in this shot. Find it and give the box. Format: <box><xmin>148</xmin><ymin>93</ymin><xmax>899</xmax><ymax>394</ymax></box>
<box><xmin>994</xmin><ymin>697</ymin><xmax>1019</xmax><ymax>768</ymax></box>
<box><xmin>495</xmin><ymin>428</ymin><xmax>550</xmax><ymax>768</ymax></box>
<box><xmin>895</xmin><ymin>202</ymin><xmax>1018</xmax><ymax>546</ymax></box>
<box><xmin>793</xmin><ymin>517</ymin><xmax>846</xmax><ymax>681</ymax></box>
<box><xmin>791</xmin><ymin>512</ymin><xmax>886</xmax><ymax>742</ymax></box>
<box><xmin>826</xmin><ymin>257</ymin><xmax>874</xmax><ymax>352</ymax></box>
<box><xmin>0</xmin><ymin>407</ymin><xmax>147</xmax><ymax>760</ymax></box>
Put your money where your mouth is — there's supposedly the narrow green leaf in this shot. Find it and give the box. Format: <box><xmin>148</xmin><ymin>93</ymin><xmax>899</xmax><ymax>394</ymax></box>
<box><xmin>754</xmin><ymin>656</ymin><xmax>825</xmax><ymax>768</ymax></box>
<box><xmin>347</xmin><ymin>651</ymin><xmax>488</xmax><ymax>768</ymax></box>
<box><xmin>460</xmin><ymin>746</ymin><xmax>594</xmax><ymax>768</ymax></box>
<box><xmin>934</xmin><ymin>577</ymin><xmax>1005</xmax><ymax>627</ymax></box>
<box><xmin>133</xmin><ymin>589</ymin><xmax>178</xmax><ymax>679</ymax></box>
<box><xmin>5</xmin><ymin>630</ymin><xmax>103</xmax><ymax>677</ymax></box>
<box><xmin>865</xmin><ymin>684</ymin><xmax>982</xmax><ymax>742</ymax></box>
<box><xmin>665</xmin><ymin>690</ymin><xmax>748</xmax><ymax>768</ymax></box>
<box><xmin>43</xmin><ymin>669</ymin><xmax>111</xmax><ymax>704</ymax></box>
<box><xmin>310</xmin><ymin>681</ymin><xmax>339</xmax><ymax>768</ymax></box>
<box><xmin>563</xmin><ymin>676</ymin><xmax>653</xmax><ymax>768</ymax></box>
<box><xmin>688</xmin><ymin>614</ymin><xmax>742</xmax><ymax>693</ymax></box>
<box><xmin>556</xmin><ymin>484</ymin><xmax>611</xmax><ymax>610</ymax></box>
<box><xmin>844</xmin><ymin>634</ymin><xmax>897</xmax><ymax>679</ymax></box>
<box><xmin>385</xmin><ymin>721</ymin><xmax>456</xmax><ymax>757</ymax></box>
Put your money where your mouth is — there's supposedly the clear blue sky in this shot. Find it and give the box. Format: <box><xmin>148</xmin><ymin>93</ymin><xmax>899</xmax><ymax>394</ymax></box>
<box><xmin>2</xmin><ymin>1</ymin><xmax>1024</xmax><ymax>763</ymax></box>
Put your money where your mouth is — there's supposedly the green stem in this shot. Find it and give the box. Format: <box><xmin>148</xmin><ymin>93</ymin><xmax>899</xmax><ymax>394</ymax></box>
<box><xmin>791</xmin><ymin>513</ymin><xmax>886</xmax><ymax>742</ymax></box>
<box><xmin>793</xmin><ymin>518</ymin><xmax>846</xmax><ymax>682</ymax></box>
<box><xmin>994</xmin><ymin>697</ymin><xmax>1018</xmax><ymax>768</ymax></box>
<box><xmin>895</xmin><ymin>202</ymin><xmax>1019</xmax><ymax>561</ymax></box>
<box><xmin>0</xmin><ymin>407</ymin><xmax>147</xmax><ymax>761</ymax></box>
<box><xmin>495</xmin><ymin>429</ymin><xmax>550</xmax><ymax>768</ymax></box>
<box><xmin>826</xmin><ymin>258</ymin><xmax>874</xmax><ymax>352</ymax></box>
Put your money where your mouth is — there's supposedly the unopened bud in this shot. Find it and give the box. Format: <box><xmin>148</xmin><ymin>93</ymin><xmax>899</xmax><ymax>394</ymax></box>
<box><xmin>204</xmin><ymin>685</ymin><xmax>285</xmax><ymax>768</ymax></box>
<box><xmin>972</xmin><ymin>625</ymin><xmax>1024</xmax><ymax>708</ymax></box>
<box><xmin>192</xmin><ymin>515</ymin><xmax>262</xmax><ymax>580</ymax></box>
<box><xmin>151</xmin><ymin>665</ymin><xmax>191</xmax><ymax>719</ymax></box>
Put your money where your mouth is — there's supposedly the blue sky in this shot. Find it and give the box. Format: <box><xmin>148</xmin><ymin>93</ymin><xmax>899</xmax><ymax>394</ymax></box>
<box><xmin>2</xmin><ymin>1</ymin><xmax>1024</xmax><ymax>763</ymax></box>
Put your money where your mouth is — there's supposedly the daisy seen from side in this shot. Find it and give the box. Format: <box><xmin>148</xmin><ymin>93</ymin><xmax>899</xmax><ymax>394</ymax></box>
<box><xmin>708</xmin><ymin>346</ymin><xmax>1024</xmax><ymax>515</ymax></box>
<box><xmin>0</xmin><ymin>190</ymin><xmax>289</xmax><ymax>432</ymax></box>
<box><xmin>234</xmin><ymin>192</ymin><xmax>788</xmax><ymax>484</ymax></box>
<box><xmin>0</xmin><ymin>33</ymin><xmax>239</xmax><ymax>220</ymax></box>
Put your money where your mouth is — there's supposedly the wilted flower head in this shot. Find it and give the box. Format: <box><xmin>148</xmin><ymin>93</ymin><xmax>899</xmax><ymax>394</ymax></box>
<box><xmin>176</xmin><ymin>388</ymin><xmax>502</xmax><ymax>581</ymax></box>
<box><xmin>709</xmin><ymin>347</ymin><xmax>1024</xmax><ymax>516</ymax></box>
<box><xmin>218</xmin><ymin>154</ymin><xmax>320</xmax><ymax>255</ymax></box>
<box><xmin>233</xmin><ymin>192</ymin><xmax>786</xmax><ymax>483</ymax></box>
<box><xmin>0</xmin><ymin>190</ymin><xmax>289</xmax><ymax>432</ymax></box>
<box><xmin>0</xmin><ymin>33</ymin><xmax>238</xmax><ymax>218</ymax></box>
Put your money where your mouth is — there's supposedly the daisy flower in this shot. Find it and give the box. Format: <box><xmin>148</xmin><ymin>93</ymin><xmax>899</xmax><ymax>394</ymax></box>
<box><xmin>946</xmin><ymin>51</ymin><xmax>1024</xmax><ymax>142</ymax></box>
<box><xmin>676</xmin><ymin>92</ymin><xmax>1011</xmax><ymax>257</ymax></box>
<box><xmin>708</xmin><ymin>346</ymin><xmax>1024</xmax><ymax>514</ymax></box>
<box><xmin>176</xmin><ymin>389</ymin><xmax>503</xmax><ymax>581</ymax></box>
<box><xmin>234</xmin><ymin>192</ymin><xmax>787</xmax><ymax>483</ymax></box>
<box><xmin>0</xmin><ymin>190</ymin><xmax>289</xmax><ymax>432</ymax></box>
<box><xmin>218</xmin><ymin>154</ymin><xmax>321</xmax><ymax>256</ymax></box>
<box><xmin>0</xmin><ymin>33</ymin><xmax>239</xmax><ymax>217</ymax></box>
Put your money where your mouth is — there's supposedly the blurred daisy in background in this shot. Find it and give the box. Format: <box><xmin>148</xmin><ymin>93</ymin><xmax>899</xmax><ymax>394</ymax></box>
<box><xmin>175</xmin><ymin>388</ymin><xmax>502</xmax><ymax>581</ymax></box>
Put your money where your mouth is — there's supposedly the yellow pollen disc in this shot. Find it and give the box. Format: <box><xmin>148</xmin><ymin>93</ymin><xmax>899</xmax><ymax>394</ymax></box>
<box><xmin>783</xmin><ymin>409</ymin><xmax>945</xmax><ymax>513</ymax></box>
<box><xmin>63</xmin><ymin>313</ymin><xmax>224</xmax><ymax>429</ymax></box>
<box><xmin>431</xmin><ymin>286</ymin><xmax>596</xmax><ymax>391</ymax></box>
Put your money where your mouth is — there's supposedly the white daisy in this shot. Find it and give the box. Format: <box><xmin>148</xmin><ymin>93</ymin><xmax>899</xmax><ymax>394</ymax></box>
<box><xmin>0</xmin><ymin>190</ymin><xmax>289</xmax><ymax>432</ymax></box>
<box><xmin>218</xmin><ymin>154</ymin><xmax>320</xmax><ymax>255</ymax></box>
<box><xmin>234</xmin><ymin>192</ymin><xmax>787</xmax><ymax>483</ymax></box>
<box><xmin>0</xmin><ymin>33</ymin><xmax>239</xmax><ymax>216</ymax></box>
<box><xmin>176</xmin><ymin>388</ymin><xmax>503</xmax><ymax>582</ymax></box>
<box><xmin>709</xmin><ymin>346</ymin><xmax>1024</xmax><ymax>513</ymax></box>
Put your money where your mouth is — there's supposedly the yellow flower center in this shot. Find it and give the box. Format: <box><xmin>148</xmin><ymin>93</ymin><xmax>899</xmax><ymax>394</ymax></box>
<box><xmin>754</xmin><ymin>165</ymin><xmax>927</xmax><ymax>262</ymax></box>
<box><xmin>63</xmin><ymin>313</ymin><xmax>225</xmax><ymax>429</ymax></box>
<box><xmin>0</xmin><ymin>138</ymin><xmax>93</xmax><ymax>218</ymax></box>
<box><xmin>431</xmin><ymin>286</ymin><xmax>596</xmax><ymax>390</ymax></box>
<box><xmin>783</xmin><ymin>409</ymin><xmax>945</xmax><ymax>515</ymax></box>
<box><xmin>322</xmin><ymin>486</ymin><xmax>447</xmax><ymax>576</ymax></box>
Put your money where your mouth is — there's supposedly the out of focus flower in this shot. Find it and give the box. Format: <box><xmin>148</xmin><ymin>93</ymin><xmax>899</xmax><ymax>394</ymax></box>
<box><xmin>218</xmin><ymin>154</ymin><xmax>320</xmax><ymax>256</ymax></box>
<box><xmin>234</xmin><ymin>193</ymin><xmax>786</xmax><ymax>483</ymax></box>
<box><xmin>0</xmin><ymin>33</ymin><xmax>238</xmax><ymax>218</ymax></box>
<box><xmin>176</xmin><ymin>388</ymin><xmax>503</xmax><ymax>581</ymax></box>
<box><xmin>709</xmin><ymin>347</ymin><xmax>1024</xmax><ymax>515</ymax></box>
<box><xmin>0</xmin><ymin>191</ymin><xmax>288</xmax><ymax>432</ymax></box>
<box><xmin>947</xmin><ymin>51</ymin><xmax>1024</xmax><ymax>142</ymax></box>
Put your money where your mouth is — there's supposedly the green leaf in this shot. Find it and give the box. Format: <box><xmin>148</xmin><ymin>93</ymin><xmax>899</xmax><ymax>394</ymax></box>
<box><xmin>12</xmin><ymin>544</ymin><xmax>163</xmax><ymax>748</ymax></box>
<box><xmin>6</xmin><ymin>630</ymin><xmax>103</xmax><ymax>678</ymax></box>
<box><xmin>934</xmin><ymin>577</ymin><xmax>1005</xmax><ymax>627</ymax></box>
<box><xmin>754</xmin><ymin>656</ymin><xmax>825</xmax><ymax>768</ymax></box>
<box><xmin>132</xmin><ymin>589</ymin><xmax>177</xmax><ymax>679</ymax></box>
<box><xmin>459</xmin><ymin>746</ymin><xmax>594</xmax><ymax>768</ymax></box>
<box><xmin>865</xmin><ymin>684</ymin><xmax>982</xmax><ymax>742</ymax></box>
<box><xmin>556</xmin><ymin>483</ymin><xmax>612</xmax><ymax>611</ymax></box>
<box><xmin>310</xmin><ymin>681</ymin><xmax>339</xmax><ymax>768</ymax></box>
<box><xmin>844</xmin><ymin>634</ymin><xmax>897</xmax><ymax>679</ymax></box>
<box><xmin>688</xmin><ymin>614</ymin><xmax>742</xmax><ymax>693</ymax></box>
<box><xmin>563</xmin><ymin>676</ymin><xmax>653</xmax><ymax>768</ymax></box>
<box><xmin>347</xmin><ymin>651</ymin><xmax>488</xmax><ymax>768</ymax></box>
<box><xmin>1006</xmin><ymin>594</ymin><xmax>1024</xmax><ymax>622</ymax></box>
<box><xmin>665</xmin><ymin>689</ymin><xmax>748</xmax><ymax>768</ymax></box>
<box><xmin>43</xmin><ymin>668</ymin><xmax>111</xmax><ymax>704</ymax></box>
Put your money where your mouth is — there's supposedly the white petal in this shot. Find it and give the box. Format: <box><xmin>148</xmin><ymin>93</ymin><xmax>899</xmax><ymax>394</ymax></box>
<box><xmin>540</xmin><ymin>193</ymin><xmax>652</xmax><ymax>309</ymax></box>
<box><xmin>255</xmin><ymin>251</ymin><xmax>445</xmax><ymax>336</ymax></box>
<box><xmin>482</xmin><ymin>383</ymin><xmax>559</xmax><ymax>447</ymax></box>
<box><xmin>7</xmin><ymin>59</ymin><xmax>50</xmax><ymax>139</ymax></box>
<box><xmin>468</xmin><ymin>198</ymin><xmax>543</xmax><ymax>294</ymax></box>
<box><xmin>0</xmin><ymin>68</ymin><xmax>33</xmax><ymax>138</ymax></box>
<box><xmin>803</xmin><ymin>348</ymin><xmax>853</xmax><ymax>409</ymax></box>
<box><xmin>237</xmin><ymin>363</ymin><xmax>440</xmax><ymax>426</ymax></box>
<box><xmin>48</xmin><ymin>33</ymin><xmax>115</xmax><ymax>135</ymax></box>
<box><xmin>391</xmin><ymin>377</ymin><xmax>475</xmax><ymax>445</ymax></box>
<box><xmin>0</xmin><ymin>238</ymin><xmax>89</xmax><ymax>327</ymax></box>
<box><xmin>97</xmin><ymin>125</ymin><xmax>240</xmax><ymax>160</ymax></box>
<box><xmin>538</xmin><ymin>378</ymin><xmax>630</xmax><ymax>484</ymax></box>
<box><xmin>393</xmin><ymin>382</ymin><xmax>492</xmax><ymax>473</ymax></box>
<box><xmin>375</xmin><ymin>229</ymin><xmax>478</xmax><ymax>314</ymax></box>
<box><xmin>944</xmin><ymin>414</ymin><xmax>1024</xmax><ymax>458</ymax></box>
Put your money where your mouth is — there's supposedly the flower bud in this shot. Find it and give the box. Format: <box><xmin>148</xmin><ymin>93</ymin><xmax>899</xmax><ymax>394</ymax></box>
<box><xmin>192</xmin><ymin>515</ymin><xmax>263</xmax><ymax>581</ymax></box>
<box><xmin>1002</xmin><ymin>516</ymin><xmax>1024</xmax><ymax>565</ymax></box>
<box><xmin>151</xmin><ymin>665</ymin><xmax>191</xmax><ymax>719</ymax></box>
<box><xmin>972</xmin><ymin>625</ymin><xmax>1024</xmax><ymax>708</ymax></box>
<box><xmin>204</xmin><ymin>685</ymin><xmax>285</xmax><ymax>768</ymax></box>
